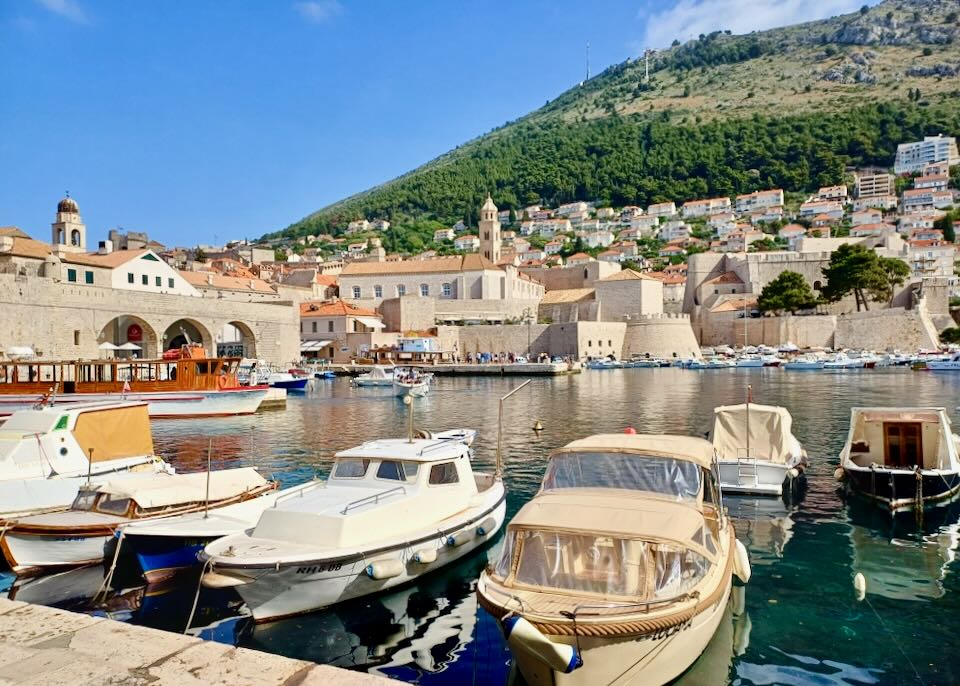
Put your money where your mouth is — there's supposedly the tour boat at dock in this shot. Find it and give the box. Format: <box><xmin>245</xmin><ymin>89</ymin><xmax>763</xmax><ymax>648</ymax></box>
<box><xmin>477</xmin><ymin>433</ymin><xmax>750</xmax><ymax>686</ymax></box>
<box><xmin>0</xmin><ymin>401</ymin><xmax>172</xmax><ymax>518</ymax></box>
<box><xmin>0</xmin><ymin>344</ymin><xmax>267</xmax><ymax>418</ymax></box>
<box><xmin>711</xmin><ymin>403</ymin><xmax>807</xmax><ymax>496</ymax></box>
<box><xmin>0</xmin><ymin>467</ymin><xmax>275</xmax><ymax>576</ymax></box>
<box><xmin>838</xmin><ymin>407</ymin><xmax>960</xmax><ymax>511</ymax></box>
<box><xmin>200</xmin><ymin>432</ymin><xmax>505</xmax><ymax>622</ymax></box>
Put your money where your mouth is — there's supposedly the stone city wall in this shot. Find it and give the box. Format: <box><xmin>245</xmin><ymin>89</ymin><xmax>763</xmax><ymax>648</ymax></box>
<box><xmin>622</xmin><ymin>314</ymin><xmax>702</xmax><ymax>360</ymax></box>
<box><xmin>835</xmin><ymin>307</ymin><xmax>938</xmax><ymax>350</ymax></box>
<box><xmin>0</xmin><ymin>274</ymin><xmax>300</xmax><ymax>365</ymax></box>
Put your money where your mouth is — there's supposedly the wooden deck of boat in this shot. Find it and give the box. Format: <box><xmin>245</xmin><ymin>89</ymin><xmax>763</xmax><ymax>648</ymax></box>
<box><xmin>0</xmin><ymin>598</ymin><xmax>388</xmax><ymax>685</ymax></box>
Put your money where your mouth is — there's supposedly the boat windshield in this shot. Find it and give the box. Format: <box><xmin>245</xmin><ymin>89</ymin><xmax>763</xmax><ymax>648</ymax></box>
<box><xmin>542</xmin><ymin>452</ymin><xmax>701</xmax><ymax>501</ymax></box>
<box><xmin>498</xmin><ymin>530</ymin><xmax>710</xmax><ymax>601</ymax></box>
<box><xmin>71</xmin><ymin>491</ymin><xmax>97</xmax><ymax>511</ymax></box>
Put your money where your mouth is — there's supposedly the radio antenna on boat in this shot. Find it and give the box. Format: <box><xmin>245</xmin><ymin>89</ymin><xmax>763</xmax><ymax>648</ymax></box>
<box><xmin>496</xmin><ymin>380</ymin><xmax>532</xmax><ymax>480</ymax></box>
<box><xmin>204</xmin><ymin>438</ymin><xmax>212</xmax><ymax>519</ymax></box>
<box><xmin>86</xmin><ymin>448</ymin><xmax>94</xmax><ymax>487</ymax></box>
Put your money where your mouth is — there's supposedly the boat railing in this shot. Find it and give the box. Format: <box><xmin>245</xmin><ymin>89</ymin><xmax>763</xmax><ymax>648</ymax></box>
<box><xmin>340</xmin><ymin>485</ymin><xmax>406</xmax><ymax>515</ymax></box>
<box><xmin>419</xmin><ymin>441</ymin><xmax>461</xmax><ymax>456</ymax></box>
<box><xmin>271</xmin><ymin>481</ymin><xmax>324</xmax><ymax>507</ymax></box>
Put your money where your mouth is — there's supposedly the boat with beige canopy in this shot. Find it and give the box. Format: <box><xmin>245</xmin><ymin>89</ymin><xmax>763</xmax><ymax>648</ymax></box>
<box><xmin>477</xmin><ymin>433</ymin><xmax>751</xmax><ymax>685</ymax></box>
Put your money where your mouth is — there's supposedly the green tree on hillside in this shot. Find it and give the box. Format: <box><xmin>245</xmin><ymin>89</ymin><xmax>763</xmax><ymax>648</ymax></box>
<box><xmin>757</xmin><ymin>271</ymin><xmax>817</xmax><ymax>314</ymax></box>
<box><xmin>820</xmin><ymin>244</ymin><xmax>909</xmax><ymax>311</ymax></box>
<box><xmin>875</xmin><ymin>256</ymin><xmax>911</xmax><ymax>305</ymax></box>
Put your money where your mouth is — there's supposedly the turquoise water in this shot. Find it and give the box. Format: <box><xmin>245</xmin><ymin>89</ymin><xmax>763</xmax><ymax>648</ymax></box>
<box><xmin>6</xmin><ymin>368</ymin><xmax>960</xmax><ymax>685</ymax></box>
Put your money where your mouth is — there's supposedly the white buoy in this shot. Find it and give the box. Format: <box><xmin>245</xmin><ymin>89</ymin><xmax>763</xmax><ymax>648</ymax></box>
<box><xmin>854</xmin><ymin>572</ymin><xmax>867</xmax><ymax>601</ymax></box>
<box><xmin>366</xmin><ymin>559</ymin><xmax>405</xmax><ymax>580</ymax></box>
<box><xmin>834</xmin><ymin>467</ymin><xmax>845</xmax><ymax>481</ymax></box>
<box><xmin>733</xmin><ymin>539</ymin><xmax>752</xmax><ymax>584</ymax></box>
<box><xmin>503</xmin><ymin>616</ymin><xmax>582</xmax><ymax>673</ymax></box>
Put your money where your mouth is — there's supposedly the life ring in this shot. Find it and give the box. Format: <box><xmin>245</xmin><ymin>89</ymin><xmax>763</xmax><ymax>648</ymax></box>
<box><xmin>217</xmin><ymin>375</ymin><xmax>229</xmax><ymax>390</ymax></box>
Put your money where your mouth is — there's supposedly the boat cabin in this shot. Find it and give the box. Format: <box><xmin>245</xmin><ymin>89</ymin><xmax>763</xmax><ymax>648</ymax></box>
<box><xmin>0</xmin><ymin>345</ymin><xmax>242</xmax><ymax>395</ymax></box>
<box><xmin>844</xmin><ymin>408</ymin><xmax>957</xmax><ymax>470</ymax></box>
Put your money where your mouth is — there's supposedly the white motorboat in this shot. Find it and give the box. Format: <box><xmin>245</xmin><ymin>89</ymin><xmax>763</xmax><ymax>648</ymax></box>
<box><xmin>352</xmin><ymin>365</ymin><xmax>395</xmax><ymax>387</ymax></box>
<box><xmin>0</xmin><ymin>401</ymin><xmax>173</xmax><ymax>518</ymax></box>
<box><xmin>824</xmin><ymin>352</ymin><xmax>863</xmax><ymax>369</ymax></box>
<box><xmin>0</xmin><ymin>467</ymin><xmax>275</xmax><ymax>575</ymax></box>
<box><xmin>121</xmin><ymin>480</ymin><xmax>322</xmax><ymax>583</ymax></box>
<box><xmin>393</xmin><ymin>367</ymin><xmax>432</xmax><ymax>397</ymax></box>
<box><xmin>783</xmin><ymin>354</ymin><xmax>824</xmax><ymax>370</ymax></box>
<box><xmin>477</xmin><ymin>434</ymin><xmax>750</xmax><ymax>686</ymax></box>
<box><xmin>711</xmin><ymin>403</ymin><xmax>807</xmax><ymax>496</ymax></box>
<box><xmin>838</xmin><ymin>407</ymin><xmax>960</xmax><ymax>511</ymax></box>
<box><xmin>735</xmin><ymin>355</ymin><xmax>764</xmax><ymax>368</ymax></box>
<box><xmin>927</xmin><ymin>352</ymin><xmax>960</xmax><ymax>371</ymax></box>
<box><xmin>201</xmin><ymin>433</ymin><xmax>505</xmax><ymax>622</ymax></box>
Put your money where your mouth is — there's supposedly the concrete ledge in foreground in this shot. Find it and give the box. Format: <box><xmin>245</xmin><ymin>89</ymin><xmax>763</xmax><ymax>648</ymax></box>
<box><xmin>0</xmin><ymin>598</ymin><xmax>390</xmax><ymax>686</ymax></box>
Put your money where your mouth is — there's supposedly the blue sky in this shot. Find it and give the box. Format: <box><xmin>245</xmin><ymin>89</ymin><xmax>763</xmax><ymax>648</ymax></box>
<box><xmin>0</xmin><ymin>0</ymin><xmax>871</xmax><ymax>247</ymax></box>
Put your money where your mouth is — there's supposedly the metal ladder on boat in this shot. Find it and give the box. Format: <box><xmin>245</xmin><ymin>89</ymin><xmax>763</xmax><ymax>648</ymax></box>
<box><xmin>737</xmin><ymin>450</ymin><xmax>759</xmax><ymax>487</ymax></box>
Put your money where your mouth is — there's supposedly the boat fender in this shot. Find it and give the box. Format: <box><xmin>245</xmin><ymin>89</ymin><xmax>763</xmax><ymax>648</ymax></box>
<box><xmin>476</xmin><ymin>516</ymin><xmax>497</xmax><ymax>537</ymax></box>
<box><xmin>503</xmin><ymin>615</ymin><xmax>582</xmax><ymax>674</ymax></box>
<box><xmin>786</xmin><ymin>468</ymin><xmax>800</xmax><ymax>480</ymax></box>
<box><xmin>834</xmin><ymin>467</ymin><xmax>845</xmax><ymax>481</ymax></box>
<box><xmin>733</xmin><ymin>539</ymin><xmax>752</xmax><ymax>584</ymax></box>
<box><xmin>413</xmin><ymin>548</ymin><xmax>437</xmax><ymax>564</ymax></box>
<box><xmin>366</xmin><ymin>559</ymin><xmax>405</xmax><ymax>580</ymax></box>
<box><xmin>853</xmin><ymin>572</ymin><xmax>867</xmax><ymax>601</ymax></box>
<box><xmin>446</xmin><ymin>530</ymin><xmax>475</xmax><ymax>547</ymax></box>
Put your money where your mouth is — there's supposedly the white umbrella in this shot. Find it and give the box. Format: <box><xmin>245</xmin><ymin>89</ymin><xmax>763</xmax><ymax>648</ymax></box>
<box><xmin>118</xmin><ymin>342</ymin><xmax>142</xmax><ymax>351</ymax></box>
<box><xmin>98</xmin><ymin>342</ymin><xmax>120</xmax><ymax>350</ymax></box>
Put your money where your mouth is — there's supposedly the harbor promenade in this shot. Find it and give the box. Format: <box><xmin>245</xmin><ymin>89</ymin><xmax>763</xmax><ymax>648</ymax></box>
<box><xmin>0</xmin><ymin>598</ymin><xmax>388</xmax><ymax>686</ymax></box>
<box><xmin>335</xmin><ymin>361</ymin><xmax>581</xmax><ymax>376</ymax></box>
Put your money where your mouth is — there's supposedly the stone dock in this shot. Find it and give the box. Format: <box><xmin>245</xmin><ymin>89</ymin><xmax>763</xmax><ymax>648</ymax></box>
<box><xmin>0</xmin><ymin>598</ymin><xmax>388</xmax><ymax>686</ymax></box>
<box><xmin>335</xmin><ymin>361</ymin><xmax>581</xmax><ymax>376</ymax></box>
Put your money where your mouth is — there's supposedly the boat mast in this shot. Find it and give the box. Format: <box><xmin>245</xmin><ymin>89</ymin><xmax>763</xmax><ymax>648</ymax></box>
<box><xmin>204</xmin><ymin>439</ymin><xmax>212</xmax><ymax>519</ymax></box>
<box><xmin>404</xmin><ymin>394</ymin><xmax>414</xmax><ymax>443</ymax></box>
<box><xmin>86</xmin><ymin>447</ymin><xmax>93</xmax><ymax>487</ymax></box>
<box><xmin>746</xmin><ymin>384</ymin><xmax>751</xmax><ymax>459</ymax></box>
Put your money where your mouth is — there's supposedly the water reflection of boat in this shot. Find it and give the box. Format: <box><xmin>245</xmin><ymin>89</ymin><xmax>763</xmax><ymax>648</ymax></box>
<box><xmin>725</xmin><ymin>497</ymin><xmax>796</xmax><ymax>566</ymax></box>
<box><xmin>847</xmin><ymin>503</ymin><xmax>960</xmax><ymax>601</ymax></box>
<box><xmin>673</xmin><ymin>586</ymin><xmax>752</xmax><ymax>686</ymax></box>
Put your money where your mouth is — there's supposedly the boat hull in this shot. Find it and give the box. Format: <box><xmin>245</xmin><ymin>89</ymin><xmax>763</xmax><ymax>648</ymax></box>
<box><xmin>0</xmin><ymin>387</ymin><xmax>267</xmax><ymax>419</ymax></box>
<box><xmin>844</xmin><ymin>467</ymin><xmax>960</xmax><ymax>511</ymax></box>
<box><xmin>269</xmin><ymin>378</ymin><xmax>310</xmax><ymax>391</ymax></box>
<box><xmin>718</xmin><ymin>460</ymin><xmax>790</xmax><ymax>496</ymax></box>
<box><xmin>127</xmin><ymin>536</ymin><xmax>209</xmax><ymax>584</ymax></box>
<box><xmin>507</xmin><ymin>581</ymin><xmax>731</xmax><ymax>686</ymax></box>
<box><xmin>0</xmin><ymin>530</ymin><xmax>111</xmax><ymax>575</ymax></box>
<box><xmin>394</xmin><ymin>382</ymin><xmax>429</xmax><ymax>397</ymax></box>
<box><xmin>220</xmin><ymin>497</ymin><xmax>506</xmax><ymax>622</ymax></box>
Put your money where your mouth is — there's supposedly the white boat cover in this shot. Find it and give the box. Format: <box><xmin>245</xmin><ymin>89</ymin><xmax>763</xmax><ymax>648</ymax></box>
<box><xmin>554</xmin><ymin>434</ymin><xmax>715</xmax><ymax>469</ymax></box>
<box><xmin>712</xmin><ymin>403</ymin><xmax>799</xmax><ymax>465</ymax></box>
<box><xmin>92</xmin><ymin>467</ymin><xmax>267</xmax><ymax>509</ymax></box>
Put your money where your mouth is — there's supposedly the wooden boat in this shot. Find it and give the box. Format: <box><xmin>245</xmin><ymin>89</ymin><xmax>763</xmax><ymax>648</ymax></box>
<box><xmin>0</xmin><ymin>344</ymin><xmax>268</xmax><ymax>418</ymax></box>
<box><xmin>0</xmin><ymin>467</ymin><xmax>276</xmax><ymax>576</ymax></box>
<box><xmin>839</xmin><ymin>407</ymin><xmax>960</xmax><ymax>511</ymax></box>
<box><xmin>477</xmin><ymin>434</ymin><xmax>750</xmax><ymax>685</ymax></box>
<box><xmin>200</xmin><ymin>432</ymin><xmax>505</xmax><ymax>622</ymax></box>
<box><xmin>711</xmin><ymin>403</ymin><xmax>807</xmax><ymax>496</ymax></box>
<box><xmin>0</xmin><ymin>401</ymin><xmax>172</xmax><ymax>518</ymax></box>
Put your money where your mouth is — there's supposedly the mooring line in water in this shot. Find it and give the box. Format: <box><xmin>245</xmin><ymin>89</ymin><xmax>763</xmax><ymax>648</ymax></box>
<box><xmin>94</xmin><ymin>529</ymin><xmax>125</xmax><ymax>604</ymax></box>
<box><xmin>863</xmin><ymin>594</ymin><xmax>926</xmax><ymax>686</ymax></box>
<box><xmin>184</xmin><ymin>558</ymin><xmax>212</xmax><ymax>635</ymax></box>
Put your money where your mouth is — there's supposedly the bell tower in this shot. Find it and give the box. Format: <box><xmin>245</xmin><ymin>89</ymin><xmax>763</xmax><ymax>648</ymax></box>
<box><xmin>478</xmin><ymin>194</ymin><xmax>501</xmax><ymax>263</ymax></box>
<box><xmin>51</xmin><ymin>192</ymin><xmax>86</xmax><ymax>253</ymax></box>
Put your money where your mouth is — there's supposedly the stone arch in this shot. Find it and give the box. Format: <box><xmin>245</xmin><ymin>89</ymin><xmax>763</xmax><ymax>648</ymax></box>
<box><xmin>162</xmin><ymin>318</ymin><xmax>213</xmax><ymax>355</ymax></box>
<box><xmin>813</xmin><ymin>280</ymin><xmax>822</xmax><ymax>291</ymax></box>
<box><xmin>70</xmin><ymin>229</ymin><xmax>82</xmax><ymax>246</ymax></box>
<box><xmin>218</xmin><ymin>321</ymin><xmax>257</xmax><ymax>359</ymax></box>
<box><xmin>99</xmin><ymin>315</ymin><xmax>159</xmax><ymax>359</ymax></box>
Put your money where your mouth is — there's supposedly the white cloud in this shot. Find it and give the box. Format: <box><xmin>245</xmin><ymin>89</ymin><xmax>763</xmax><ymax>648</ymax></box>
<box><xmin>293</xmin><ymin>0</ymin><xmax>342</xmax><ymax>24</ymax></box>
<box><xmin>35</xmin><ymin>0</ymin><xmax>88</xmax><ymax>24</ymax></box>
<box><xmin>638</xmin><ymin>0</ymin><xmax>872</xmax><ymax>49</ymax></box>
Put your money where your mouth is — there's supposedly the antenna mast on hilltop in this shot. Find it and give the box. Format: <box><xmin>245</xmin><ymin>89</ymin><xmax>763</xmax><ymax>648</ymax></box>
<box><xmin>586</xmin><ymin>41</ymin><xmax>591</xmax><ymax>81</ymax></box>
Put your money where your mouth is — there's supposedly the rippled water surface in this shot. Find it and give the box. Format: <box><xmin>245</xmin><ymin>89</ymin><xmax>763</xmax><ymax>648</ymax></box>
<box><xmin>7</xmin><ymin>368</ymin><xmax>960</xmax><ymax>685</ymax></box>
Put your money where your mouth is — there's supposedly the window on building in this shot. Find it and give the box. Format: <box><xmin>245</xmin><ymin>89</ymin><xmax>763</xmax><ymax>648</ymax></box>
<box><xmin>155</xmin><ymin>276</ymin><xmax>162</xmax><ymax>287</ymax></box>
<box><xmin>73</xmin><ymin>330</ymin><xmax>80</xmax><ymax>346</ymax></box>
<box><xmin>420</xmin><ymin>283</ymin><xmax>429</xmax><ymax>297</ymax></box>
<box><xmin>588</xmin><ymin>340</ymin><xmax>592</xmax><ymax>347</ymax></box>
<box><xmin>168</xmin><ymin>278</ymin><xmax>174</xmax><ymax>288</ymax></box>
<box><xmin>328</xmin><ymin>321</ymin><xmax>334</xmax><ymax>333</ymax></box>
<box><xmin>374</xmin><ymin>285</ymin><xmax>383</xmax><ymax>298</ymax></box>
<box><xmin>127</xmin><ymin>273</ymin><xmax>134</xmax><ymax>284</ymax></box>
<box><xmin>67</xmin><ymin>268</ymin><xmax>77</xmax><ymax>282</ymax></box>
<box><xmin>442</xmin><ymin>282</ymin><xmax>451</xmax><ymax>297</ymax></box>
<box><xmin>142</xmin><ymin>275</ymin><xmax>148</xmax><ymax>285</ymax></box>
<box><xmin>352</xmin><ymin>286</ymin><xmax>361</xmax><ymax>299</ymax></box>
<box><xmin>397</xmin><ymin>284</ymin><xmax>406</xmax><ymax>296</ymax></box>
<box><xmin>608</xmin><ymin>340</ymin><xmax>612</xmax><ymax>347</ymax></box>
<box><xmin>312</xmin><ymin>321</ymin><xmax>317</xmax><ymax>333</ymax></box>
<box><xmin>429</xmin><ymin>462</ymin><xmax>459</xmax><ymax>485</ymax></box>
<box><xmin>84</xmin><ymin>271</ymin><xmax>94</xmax><ymax>284</ymax></box>
<box><xmin>583</xmin><ymin>268</ymin><xmax>588</xmax><ymax>279</ymax></box>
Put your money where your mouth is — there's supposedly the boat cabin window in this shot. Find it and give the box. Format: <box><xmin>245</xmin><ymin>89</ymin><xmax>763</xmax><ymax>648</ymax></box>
<box><xmin>72</xmin><ymin>492</ymin><xmax>98</xmax><ymax>512</ymax></box>
<box><xmin>97</xmin><ymin>495</ymin><xmax>132</xmax><ymax>516</ymax></box>
<box><xmin>543</xmin><ymin>452</ymin><xmax>702</xmax><ymax>501</ymax></box>
<box><xmin>505</xmin><ymin>530</ymin><xmax>711</xmax><ymax>600</ymax></box>
<box><xmin>376</xmin><ymin>460</ymin><xmax>405</xmax><ymax>481</ymax></box>
<box><xmin>332</xmin><ymin>458</ymin><xmax>370</xmax><ymax>479</ymax></box>
<box><xmin>402</xmin><ymin>461</ymin><xmax>420</xmax><ymax>481</ymax></box>
<box><xmin>429</xmin><ymin>461</ymin><xmax>459</xmax><ymax>485</ymax></box>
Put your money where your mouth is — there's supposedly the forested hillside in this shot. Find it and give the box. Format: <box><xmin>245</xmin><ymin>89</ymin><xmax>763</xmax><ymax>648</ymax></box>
<box><xmin>267</xmin><ymin>0</ymin><xmax>960</xmax><ymax>241</ymax></box>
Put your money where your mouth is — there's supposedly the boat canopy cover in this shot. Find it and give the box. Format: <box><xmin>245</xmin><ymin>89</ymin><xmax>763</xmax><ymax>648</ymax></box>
<box><xmin>73</xmin><ymin>404</ymin><xmax>155</xmax><ymax>463</ymax></box>
<box><xmin>855</xmin><ymin>408</ymin><xmax>944</xmax><ymax>424</ymax></box>
<box><xmin>553</xmin><ymin>434</ymin><xmax>715</xmax><ymax>470</ymax></box>
<box><xmin>91</xmin><ymin>467</ymin><xmax>267</xmax><ymax>509</ymax></box>
<box><xmin>712</xmin><ymin>403</ymin><xmax>799</xmax><ymax>465</ymax></box>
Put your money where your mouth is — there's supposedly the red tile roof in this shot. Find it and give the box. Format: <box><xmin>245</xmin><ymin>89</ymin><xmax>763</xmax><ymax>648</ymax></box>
<box><xmin>299</xmin><ymin>299</ymin><xmax>379</xmax><ymax>317</ymax></box>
